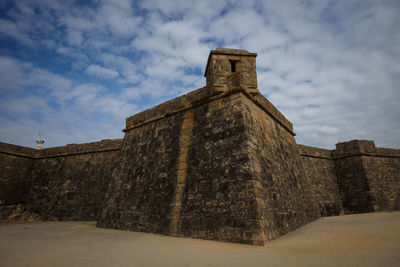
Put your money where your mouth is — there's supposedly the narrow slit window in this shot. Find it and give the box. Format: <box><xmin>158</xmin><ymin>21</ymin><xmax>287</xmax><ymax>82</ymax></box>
<box><xmin>230</xmin><ymin>60</ymin><xmax>236</xmax><ymax>72</ymax></box>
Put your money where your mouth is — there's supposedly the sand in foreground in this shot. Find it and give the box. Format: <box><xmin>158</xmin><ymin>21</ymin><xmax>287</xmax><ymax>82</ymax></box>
<box><xmin>1</xmin><ymin>211</ymin><xmax>400</xmax><ymax>267</ymax></box>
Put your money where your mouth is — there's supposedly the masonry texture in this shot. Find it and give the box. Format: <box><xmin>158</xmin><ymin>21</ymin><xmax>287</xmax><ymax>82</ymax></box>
<box><xmin>1</xmin><ymin>48</ymin><xmax>399</xmax><ymax>245</ymax></box>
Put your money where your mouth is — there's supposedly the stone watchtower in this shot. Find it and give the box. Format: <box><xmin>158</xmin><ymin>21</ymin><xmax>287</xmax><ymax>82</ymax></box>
<box><xmin>204</xmin><ymin>48</ymin><xmax>259</xmax><ymax>95</ymax></box>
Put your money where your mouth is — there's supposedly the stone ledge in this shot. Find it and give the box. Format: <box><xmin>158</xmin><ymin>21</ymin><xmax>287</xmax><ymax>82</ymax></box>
<box><xmin>297</xmin><ymin>144</ymin><xmax>333</xmax><ymax>159</ymax></box>
<box><xmin>0</xmin><ymin>142</ymin><xmax>38</xmax><ymax>158</ymax></box>
<box><xmin>298</xmin><ymin>142</ymin><xmax>400</xmax><ymax>159</ymax></box>
<box><xmin>332</xmin><ymin>152</ymin><xmax>400</xmax><ymax>159</ymax></box>
<box><xmin>124</xmin><ymin>88</ymin><xmax>295</xmax><ymax>136</ymax></box>
<box><xmin>0</xmin><ymin>139</ymin><xmax>122</xmax><ymax>159</ymax></box>
<box><xmin>375</xmin><ymin>147</ymin><xmax>400</xmax><ymax>157</ymax></box>
<box><xmin>125</xmin><ymin>87</ymin><xmax>209</xmax><ymax>131</ymax></box>
<box><xmin>333</xmin><ymin>139</ymin><xmax>400</xmax><ymax>158</ymax></box>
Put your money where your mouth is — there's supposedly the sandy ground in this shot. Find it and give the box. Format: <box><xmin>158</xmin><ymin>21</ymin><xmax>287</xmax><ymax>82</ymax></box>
<box><xmin>1</xmin><ymin>212</ymin><xmax>399</xmax><ymax>267</ymax></box>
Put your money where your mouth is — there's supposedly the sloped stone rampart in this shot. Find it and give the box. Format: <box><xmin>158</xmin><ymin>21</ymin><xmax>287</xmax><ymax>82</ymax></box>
<box><xmin>241</xmin><ymin>96</ymin><xmax>320</xmax><ymax>241</ymax></box>
<box><xmin>179</xmin><ymin>93</ymin><xmax>263</xmax><ymax>244</ymax></box>
<box><xmin>97</xmin><ymin>113</ymin><xmax>183</xmax><ymax>234</ymax></box>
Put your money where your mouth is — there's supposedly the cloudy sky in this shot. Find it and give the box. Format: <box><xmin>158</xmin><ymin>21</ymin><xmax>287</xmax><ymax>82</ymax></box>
<box><xmin>0</xmin><ymin>0</ymin><xmax>399</xmax><ymax>149</ymax></box>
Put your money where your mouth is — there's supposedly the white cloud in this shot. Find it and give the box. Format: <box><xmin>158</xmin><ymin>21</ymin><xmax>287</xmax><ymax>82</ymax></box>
<box><xmin>66</xmin><ymin>29</ymin><xmax>83</xmax><ymax>46</ymax></box>
<box><xmin>85</xmin><ymin>64</ymin><xmax>119</xmax><ymax>79</ymax></box>
<box><xmin>96</xmin><ymin>2</ymin><xmax>141</xmax><ymax>37</ymax></box>
<box><xmin>0</xmin><ymin>18</ymin><xmax>33</xmax><ymax>45</ymax></box>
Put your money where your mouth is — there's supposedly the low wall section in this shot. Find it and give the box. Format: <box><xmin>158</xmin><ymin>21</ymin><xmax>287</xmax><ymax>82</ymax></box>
<box><xmin>333</xmin><ymin>140</ymin><xmax>400</xmax><ymax>213</ymax></box>
<box><xmin>298</xmin><ymin>140</ymin><xmax>400</xmax><ymax>216</ymax></box>
<box><xmin>0</xmin><ymin>139</ymin><xmax>122</xmax><ymax>221</ymax></box>
<box><xmin>298</xmin><ymin>144</ymin><xmax>343</xmax><ymax>216</ymax></box>
<box><xmin>0</xmin><ymin>142</ymin><xmax>36</xmax><ymax>207</ymax></box>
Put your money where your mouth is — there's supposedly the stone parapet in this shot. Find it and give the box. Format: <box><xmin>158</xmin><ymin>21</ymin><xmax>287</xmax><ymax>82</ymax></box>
<box><xmin>0</xmin><ymin>142</ymin><xmax>38</xmax><ymax>158</ymax></box>
<box><xmin>333</xmin><ymin>140</ymin><xmax>376</xmax><ymax>156</ymax></box>
<box><xmin>297</xmin><ymin>144</ymin><xmax>333</xmax><ymax>159</ymax></box>
<box><xmin>125</xmin><ymin>87</ymin><xmax>209</xmax><ymax>131</ymax></box>
<box><xmin>333</xmin><ymin>140</ymin><xmax>400</xmax><ymax>159</ymax></box>
<box><xmin>250</xmin><ymin>93</ymin><xmax>294</xmax><ymax>135</ymax></box>
<box><xmin>38</xmin><ymin>139</ymin><xmax>122</xmax><ymax>158</ymax></box>
<box><xmin>1</xmin><ymin>139</ymin><xmax>122</xmax><ymax>159</ymax></box>
<box><xmin>125</xmin><ymin>88</ymin><xmax>294</xmax><ymax>136</ymax></box>
<box><xmin>375</xmin><ymin>147</ymin><xmax>400</xmax><ymax>157</ymax></box>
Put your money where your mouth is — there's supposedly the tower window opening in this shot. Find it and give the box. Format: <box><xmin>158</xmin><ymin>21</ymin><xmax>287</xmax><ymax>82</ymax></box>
<box><xmin>230</xmin><ymin>60</ymin><xmax>236</xmax><ymax>73</ymax></box>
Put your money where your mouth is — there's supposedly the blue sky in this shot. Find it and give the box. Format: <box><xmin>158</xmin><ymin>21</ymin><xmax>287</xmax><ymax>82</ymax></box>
<box><xmin>0</xmin><ymin>0</ymin><xmax>399</xmax><ymax>149</ymax></box>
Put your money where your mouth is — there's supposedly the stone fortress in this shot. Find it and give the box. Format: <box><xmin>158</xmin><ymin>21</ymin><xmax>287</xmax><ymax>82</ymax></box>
<box><xmin>1</xmin><ymin>48</ymin><xmax>399</xmax><ymax>246</ymax></box>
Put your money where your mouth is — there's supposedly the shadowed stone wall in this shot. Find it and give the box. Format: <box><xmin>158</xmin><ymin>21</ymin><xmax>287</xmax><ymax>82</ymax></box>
<box><xmin>179</xmin><ymin>94</ymin><xmax>262</xmax><ymax>244</ymax></box>
<box><xmin>0</xmin><ymin>143</ymin><xmax>36</xmax><ymax>220</ymax></box>
<box><xmin>0</xmin><ymin>142</ymin><xmax>36</xmax><ymax>206</ymax></box>
<box><xmin>297</xmin><ymin>140</ymin><xmax>400</xmax><ymax>216</ymax></box>
<box><xmin>29</xmin><ymin>139</ymin><xmax>122</xmax><ymax>221</ymax></box>
<box><xmin>241</xmin><ymin>95</ymin><xmax>320</xmax><ymax>241</ymax></box>
<box><xmin>298</xmin><ymin>145</ymin><xmax>343</xmax><ymax>216</ymax></box>
<box><xmin>333</xmin><ymin>140</ymin><xmax>400</xmax><ymax>214</ymax></box>
<box><xmin>0</xmin><ymin>140</ymin><xmax>122</xmax><ymax>221</ymax></box>
<box><xmin>97</xmin><ymin>114</ymin><xmax>183</xmax><ymax>234</ymax></box>
<box><xmin>364</xmin><ymin>148</ymin><xmax>400</xmax><ymax>211</ymax></box>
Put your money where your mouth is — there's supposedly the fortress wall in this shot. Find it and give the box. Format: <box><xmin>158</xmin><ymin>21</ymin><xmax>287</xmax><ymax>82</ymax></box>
<box><xmin>98</xmin><ymin>92</ymin><xmax>262</xmax><ymax>244</ymax></box>
<box><xmin>361</xmin><ymin>152</ymin><xmax>400</xmax><ymax>211</ymax></box>
<box><xmin>241</xmin><ymin>95</ymin><xmax>320</xmax><ymax>241</ymax></box>
<box><xmin>297</xmin><ymin>144</ymin><xmax>343</xmax><ymax>216</ymax></box>
<box><xmin>97</xmin><ymin>110</ymin><xmax>184</xmax><ymax>234</ymax></box>
<box><xmin>98</xmin><ymin>91</ymin><xmax>318</xmax><ymax>245</ymax></box>
<box><xmin>179</xmin><ymin>93</ymin><xmax>261</xmax><ymax>244</ymax></box>
<box><xmin>333</xmin><ymin>140</ymin><xmax>400</xmax><ymax>213</ymax></box>
<box><xmin>333</xmin><ymin>140</ymin><xmax>381</xmax><ymax>213</ymax></box>
<box><xmin>28</xmin><ymin>139</ymin><xmax>122</xmax><ymax>221</ymax></box>
<box><xmin>0</xmin><ymin>142</ymin><xmax>36</xmax><ymax>207</ymax></box>
<box><xmin>1</xmin><ymin>47</ymin><xmax>398</xmax><ymax>246</ymax></box>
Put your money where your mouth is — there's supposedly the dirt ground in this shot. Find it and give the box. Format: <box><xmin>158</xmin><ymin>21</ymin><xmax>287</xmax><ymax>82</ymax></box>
<box><xmin>1</xmin><ymin>211</ymin><xmax>399</xmax><ymax>267</ymax></box>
